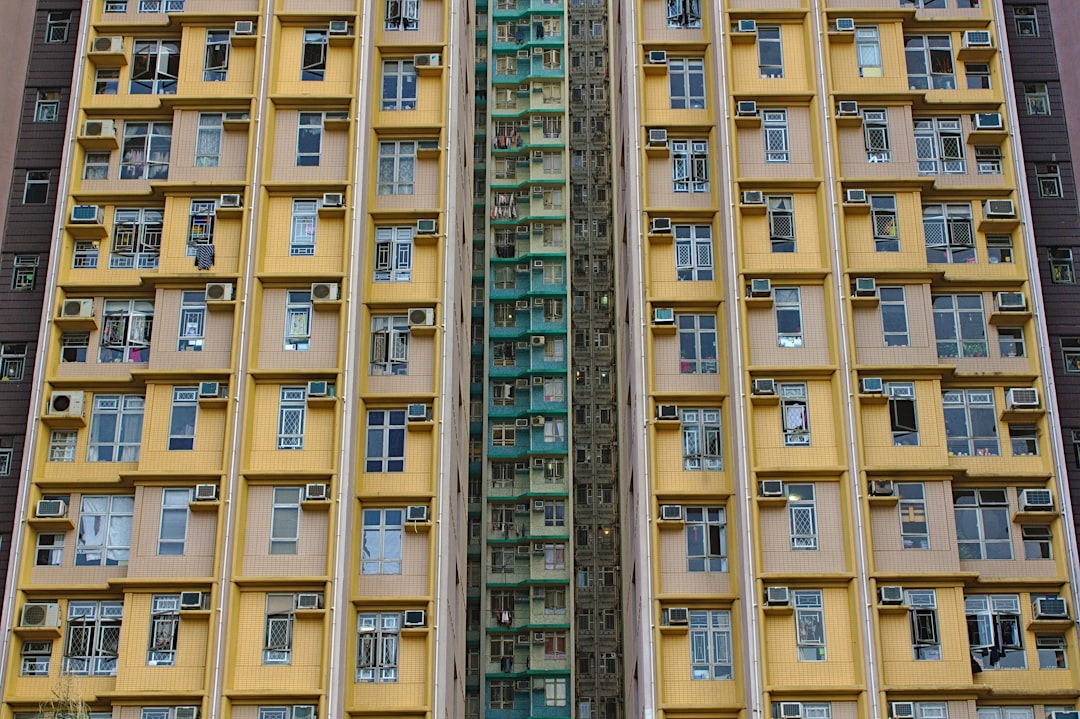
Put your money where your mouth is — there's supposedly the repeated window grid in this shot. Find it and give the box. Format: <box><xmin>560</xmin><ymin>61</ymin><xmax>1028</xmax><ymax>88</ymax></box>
<box><xmin>1037</xmin><ymin>163</ymin><xmax>1063</xmax><ymax>198</ymax></box>
<box><xmin>290</xmin><ymin>200</ymin><xmax>318</xmax><ymax>256</ymax></box>
<box><xmin>857</xmin><ymin>27</ymin><xmax>882</xmax><ymax>77</ymax></box>
<box><xmin>187</xmin><ymin>200</ymin><xmax>216</xmax><ymax>255</ymax></box>
<box><xmin>146</xmin><ymin>595</ymin><xmax>179</xmax><ymax>666</ymax></box>
<box><xmin>787</xmin><ymin>482</ymin><xmax>817</xmax><ymax>549</ymax></box>
<box><xmin>677</xmin><ymin>314</ymin><xmax>718</xmax><ymax>374</ymax></box>
<box><xmin>780</xmin><ymin>383</ymin><xmax>810</xmax><ymax>447</ymax></box>
<box><xmin>954</xmin><ymin>488</ymin><xmax>1011</xmax><ymax>559</ymax></box>
<box><xmin>370</xmin><ymin>315</ymin><xmax>409</xmax><ymax>375</ymax></box>
<box><xmin>924</xmin><ymin>203</ymin><xmax>974</xmax><ymax>264</ymax></box>
<box><xmin>763</xmin><ymin>110</ymin><xmax>789</xmax><ymax>162</ymax></box>
<box><xmin>270</xmin><ymin>487</ymin><xmax>302</xmax><ymax>554</ymax></box>
<box><xmin>888</xmin><ymin>382</ymin><xmax>919</xmax><ymax>446</ymax></box>
<box><xmin>167</xmin><ymin>387</ymin><xmax>197</xmax><ymax>450</ymax></box>
<box><xmin>111</xmin><ymin>209</ymin><xmax>163</xmax><ymax>269</ymax></box>
<box><xmin>666</xmin><ymin>0</ymin><xmax>702</xmax><ymax>28</ymax></box>
<box><xmin>1014</xmin><ymin>6</ymin><xmax>1038</xmax><ymax>37</ymax></box>
<box><xmin>195</xmin><ymin>114</ymin><xmax>222</xmax><ymax>167</ymax></box>
<box><xmin>795</xmin><ymin>590</ymin><xmax>825</xmax><ymax>661</ymax></box>
<box><xmin>377</xmin><ymin>141</ymin><xmax>416</xmax><ymax>194</ymax></box>
<box><xmin>768</xmin><ymin>196</ymin><xmax>795</xmax><ymax>253</ymax></box>
<box><xmin>276</xmin><ymin>386</ymin><xmax>307</xmax><ymax>449</ymax></box>
<box><xmin>385</xmin><ymin>0</ymin><xmax>420</xmax><ymax>30</ymax></box>
<box><xmin>943</xmin><ymin>389</ymin><xmax>999</xmax><ymax>457</ymax></box>
<box><xmin>177</xmin><ymin>291</ymin><xmax>206</xmax><ymax>351</ymax></box>
<box><xmin>88</xmin><ymin>395</ymin><xmax>145</xmax><ymax>462</ymax></box>
<box><xmin>64</xmin><ymin>601</ymin><xmax>123</xmax><ymax>676</ymax></box>
<box><xmin>915</xmin><ymin>118</ymin><xmax>964</xmax><ymax>175</ymax></box>
<box><xmin>357</xmin><ymin>612</ymin><xmax>400</xmax><ymax>682</ymax></box>
<box><xmin>1024</xmin><ymin>83</ymin><xmax>1050</xmax><ymax>116</ymax></box>
<box><xmin>668</xmin><ymin>58</ymin><xmax>705</xmax><ymax>109</ymax></box>
<box><xmin>965</xmin><ymin>594</ymin><xmax>1025</xmax><ymax>669</ymax></box>
<box><xmin>1049</xmin><ymin>248</ymin><xmax>1075</xmax><ymax>283</ymax></box>
<box><xmin>0</xmin><ymin>343</ymin><xmax>26</xmax><ymax>380</ymax></box>
<box><xmin>905</xmin><ymin>35</ymin><xmax>955</xmax><ymax>90</ymax></box>
<box><xmin>932</xmin><ymin>294</ymin><xmax>987</xmax><ymax>359</ymax></box>
<box><xmin>671</xmin><ymin>139</ymin><xmax>709</xmax><ymax>193</ymax></box>
<box><xmin>689</xmin><ymin>609</ymin><xmax>732</xmax><ymax>679</ymax></box>
<box><xmin>21</xmin><ymin>639</ymin><xmax>52</xmax><ymax>676</ymax></box>
<box><xmin>774</xmin><ymin>287</ymin><xmax>802</xmax><ymax>348</ymax></box>
<box><xmin>879</xmin><ymin>286</ymin><xmax>909</xmax><ymax>346</ymax></box>
<box><xmin>120</xmin><ymin>122</ymin><xmax>172</xmax><ymax>180</ymax></box>
<box><xmin>296</xmin><ymin>113</ymin><xmax>323</xmax><ymax>166</ymax></box>
<box><xmin>365</xmin><ymin>410</ymin><xmax>406</xmax><ymax>472</ymax></box>
<box><xmin>263</xmin><ymin>594</ymin><xmax>295</xmax><ymax>665</ymax></box>
<box><xmin>681</xmin><ymin>408</ymin><xmax>722</xmax><ymax>470</ymax></box>
<box><xmin>76</xmin><ymin>495</ymin><xmax>134</xmax><ymax>566</ymax></box>
<box><xmin>863</xmin><ymin>109</ymin><xmax>891</xmax><ymax>163</ymax></box>
<box><xmin>381</xmin><ymin>60</ymin><xmax>417</xmax><ymax>110</ymax></box>
<box><xmin>685</xmin><ymin>506</ymin><xmax>726</xmax><ymax>571</ymax></box>
<box><xmin>302</xmin><ymin>30</ymin><xmax>328</xmax><ymax>81</ymax></box>
<box><xmin>49</xmin><ymin>430</ymin><xmax>77</xmax><ymax>462</ymax></box>
<box><xmin>362</xmin><ymin>508</ymin><xmax>403</xmax><ymax>574</ymax></box>
<box><xmin>12</xmin><ymin>254</ymin><xmax>39</xmax><ymax>291</ymax></box>
<box><xmin>285</xmin><ymin>290</ymin><xmax>312</xmax><ymax>351</ymax></box>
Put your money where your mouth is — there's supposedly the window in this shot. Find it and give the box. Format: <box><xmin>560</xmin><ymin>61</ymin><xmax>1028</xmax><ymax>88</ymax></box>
<box><xmin>357</xmin><ymin>612</ymin><xmax>399</xmax><ymax>682</ymax></box>
<box><xmin>543</xmin><ymin>500</ymin><xmax>566</xmax><ymax>527</ymax></box>
<box><xmin>193</xmin><ymin>113</ymin><xmax>223</xmax><ymax>167</ymax></box>
<box><xmin>49</xmin><ymin>430</ymin><xmax>77</xmax><ymax>462</ymax></box>
<box><xmin>34</xmin><ymin>90</ymin><xmax>60</xmax><ymax>122</ymax></box>
<box><xmin>45</xmin><ymin>12</ymin><xmax>71</xmax><ymax>43</ymax></box>
<box><xmin>362</xmin><ymin>508</ymin><xmax>403</xmax><ymax>574</ymax></box>
<box><xmin>758</xmin><ymin>26</ymin><xmax>783</xmax><ymax>78</ymax></box>
<box><xmin>987</xmin><ymin>235</ymin><xmax>1013</xmax><ymax>264</ymax></box>
<box><xmin>84</xmin><ymin>151</ymin><xmax>109</xmax><ymax>180</ymax></box>
<box><xmin>542</xmin><ymin>48</ymin><xmax>562</xmax><ymax>70</ymax></box>
<box><xmin>542</xmin><ymin>417</ymin><xmax>566</xmax><ymax>444</ymax></box>
<box><xmin>1008</xmin><ymin>424</ymin><xmax>1038</xmax><ymax>457</ymax></box>
<box><xmin>381</xmin><ymin>60</ymin><xmax>417</xmax><ymax>110</ymax></box>
<box><xmin>915</xmin><ymin>118</ymin><xmax>964</xmax><ymax>175</ymax></box>
<box><xmin>681</xmin><ymin>408</ymin><xmax>722</xmax><ymax>470</ymax></box>
<box><xmin>276</xmin><ymin>387</ymin><xmax>306</xmax><ymax>450</ymax></box>
<box><xmin>1022</xmin><ymin>525</ymin><xmax>1052</xmax><ymax>560</ymax></box>
<box><xmin>1037</xmin><ymin>163</ymin><xmax>1062</xmax><ymax>198</ymax></box>
<box><xmin>966</xmin><ymin>62</ymin><xmax>991</xmax><ymax>90</ymax></box>
<box><xmin>1050</xmin><ymin>248</ymin><xmax>1075</xmax><ymax>283</ymax></box>
<box><xmin>544</xmin><ymin>678</ymin><xmax>567</xmax><ymax>707</ymax></box>
<box><xmin>905</xmin><ymin>35</ymin><xmax>955</xmax><ymax>90</ymax></box>
<box><xmin>966</xmin><ymin>594</ymin><xmax>1025</xmax><ymax>669</ymax></box>
<box><xmin>147</xmin><ymin>595</ymin><xmax>179</xmax><ymax>666</ymax></box>
<box><xmin>64</xmin><ymin>601</ymin><xmax>123</xmax><ymax>675</ymax></box>
<box><xmin>1024</xmin><ymin>83</ymin><xmax>1050</xmax><ymax>116</ymax></box>
<box><xmin>386</xmin><ymin>0</ymin><xmax>419</xmax><ymax>30</ymax></box>
<box><xmin>1037</xmin><ymin>634</ymin><xmax>1067</xmax><ymax>669</ymax></box>
<box><xmin>166</xmin><ymin>387</ymin><xmax>197</xmax><ymax>450</ymax></box>
<box><xmin>677</xmin><ymin>314</ymin><xmax>718</xmax><ymax>374</ymax></box>
<box><xmin>490</xmin><ymin>681</ymin><xmax>516</xmax><ymax>710</ymax></box>
<box><xmin>787</xmin><ymin>483</ymin><xmax>817</xmax><ymax>549</ymax></box>
<box><xmin>780</xmin><ymin>383</ymin><xmax>810</xmax><ymax>447</ymax></box>
<box><xmin>906</xmin><ymin>589</ymin><xmax>941</xmax><ymax>660</ymax></box>
<box><xmin>685</xmin><ymin>506</ymin><xmax>726</xmax><ymax>571</ymax></box>
<box><xmin>296</xmin><ymin>113</ymin><xmax>323</xmax><ymax>166</ymax></box>
<box><xmin>369</xmin><ymin>315</ymin><xmax>409</xmax><ymax>375</ymax></box>
<box><xmin>177</xmin><ymin>291</ymin><xmax>206</xmax><ymax>351</ymax></box>
<box><xmin>0</xmin><ymin>343</ymin><xmax>26</xmax><ymax>380</ymax></box>
<box><xmin>763</xmin><ymin>110</ymin><xmax>789</xmax><ymax>162</ymax></box>
<box><xmin>542</xmin><ymin>631</ymin><xmax>567</xmax><ymax>659</ymax></box>
<box><xmin>863</xmin><ymin>110</ymin><xmax>891</xmax><ymax>163</ymax></box>
<box><xmin>203</xmin><ymin>29</ymin><xmax>229</xmax><ymax>81</ymax></box>
<box><xmin>377</xmin><ymin>141</ymin><xmax>416</xmax><ymax>194</ymax></box>
<box><xmin>121</xmin><ymin>122</ymin><xmax>172</xmax><ymax>180</ymax></box>
<box><xmin>543</xmin><ymin>377</ymin><xmax>565</xmax><ymax>402</ymax></box>
<box><xmin>258</xmin><ymin>708</ymin><xmax>319</xmax><ymax>719</ymax></box>
<box><xmin>0</xmin><ymin>441</ymin><xmax>10</xmax><ymax>475</ymax></box>
<box><xmin>794</xmin><ymin>590</ymin><xmax>826</xmax><ymax>661</ymax></box>
<box><xmin>373</xmin><ymin>226</ymin><xmax>413</xmax><ymax>281</ymax></box>
<box><xmin>943</xmin><ymin>389</ymin><xmax>999</xmax><ymax>456</ymax></box>
<box><xmin>898</xmin><ymin>483</ymin><xmax>929</xmax><ymax>549</ymax></box>
<box><xmin>111</xmin><ymin>208</ymin><xmax>163</xmax><ymax>269</ymax></box>
<box><xmin>130</xmin><ymin>40</ymin><xmax>179</xmax><ymax>94</ymax></box>
<box><xmin>544</xmin><ymin>542</ymin><xmax>565</xmax><ymax>569</ymax></box>
<box><xmin>689</xmin><ymin>610</ymin><xmax>732</xmax><ymax>679</ymax></box>
<box><xmin>157</xmin><ymin>488</ymin><xmax>189</xmax><ymax>556</ymax></box>
<box><xmin>543</xmin><ymin>116</ymin><xmax>562</xmax><ymax>139</ymax></box>
<box><xmin>100</xmin><ymin>298</ymin><xmax>154</xmax><ymax>361</ymax></box>
<box><xmin>88</xmin><ymin>395</ymin><xmax>145</xmax><ymax>462</ymax></box>
<box><xmin>263</xmin><ymin>594</ymin><xmax>295</xmax><ymax>665</ymax></box>
<box><xmin>670</xmin><ymin>139</ymin><xmax>709</xmax><ymax>193</ymax></box>
<box><xmin>283</xmin><ymin>290</ymin><xmax>312</xmax><ymax>351</ymax></box>
<box><xmin>975</xmin><ymin>146</ymin><xmax>1002</xmax><ymax>175</ymax></box>
<box><xmin>847</xmin><ymin>26</ymin><xmax>881</xmax><ymax>78</ymax></box>
<box><xmin>9</xmin><ymin>255</ymin><xmax>36</xmax><ymax>293</ymax></box>
<box><xmin>888</xmin><ymin>382</ymin><xmax>918</xmax><ymax>446</ymax></box>
<box><xmin>924</xmin><ymin>203</ymin><xmax>973</xmax><ymax>264</ymax></box>
<box><xmin>996</xmin><ymin>327</ymin><xmax>1024</xmax><ymax>360</ymax></box>
<box><xmin>775</xmin><ymin>287</ymin><xmax>802</xmax><ymax>348</ymax></box>
<box><xmin>879</xmin><ymin>287</ymin><xmax>909</xmax><ymax>347</ymax></box>
<box><xmin>955</xmin><ymin>488</ymin><xmax>1011</xmax><ymax>559</ymax></box>
<box><xmin>365</xmin><ymin>410</ymin><xmax>406</xmax><ymax>472</ymax></box>
<box><xmin>36</xmin><ymin>532</ymin><xmax>63</xmax><ymax>566</ymax></box>
<box><xmin>76</xmin><ymin>495</ymin><xmax>134</xmax><ymax>566</ymax></box>
<box><xmin>287</xmin><ymin>199</ymin><xmax>318</xmax><ymax>256</ymax></box>
<box><xmin>1014</xmin><ymin>6</ymin><xmax>1038</xmax><ymax>37</ymax></box>
<box><xmin>765</xmin><ymin>195</ymin><xmax>796</xmax><ymax>253</ymax></box>
<box><xmin>933</xmin><ymin>295</ymin><xmax>987</xmax><ymax>359</ymax></box>
<box><xmin>666</xmin><ymin>0</ymin><xmax>701</xmax><ymax>28</ymax></box>
<box><xmin>95</xmin><ymin>68</ymin><xmax>119</xmax><ymax>94</ymax></box>
<box><xmin>21</xmin><ymin>639</ymin><xmax>52</xmax><ymax>676</ymax></box>
<box><xmin>302</xmin><ymin>30</ymin><xmax>328</xmax><ymax>80</ymax></box>
<box><xmin>270</xmin><ymin>486</ymin><xmax>301</xmax><ymax>554</ymax></box>
<box><xmin>23</xmin><ymin>171</ymin><xmax>49</xmax><ymax>204</ymax></box>
<box><xmin>669</xmin><ymin>58</ymin><xmax>705</xmax><ymax>109</ymax></box>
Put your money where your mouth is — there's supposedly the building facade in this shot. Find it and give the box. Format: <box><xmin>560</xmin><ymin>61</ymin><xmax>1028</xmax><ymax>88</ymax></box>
<box><xmin>2</xmin><ymin>1</ymin><xmax>1080</xmax><ymax>719</ymax></box>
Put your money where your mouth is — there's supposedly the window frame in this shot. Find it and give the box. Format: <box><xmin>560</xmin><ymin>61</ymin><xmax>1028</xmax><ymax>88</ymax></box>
<box><xmin>381</xmin><ymin>59</ymin><xmax>417</xmax><ymax>110</ymax></box>
<box><xmin>361</xmin><ymin>508</ymin><xmax>404</xmax><ymax>574</ymax></box>
<box><xmin>763</xmin><ymin>110</ymin><xmax>790</xmax><ymax>163</ymax></box>
<box><xmin>943</xmin><ymin>389</ymin><xmax>999</xmax><ymax>457</ymax></box>
<box><xmin>88</xmin><ymin>394</ymin><xmax>145</xmax><ymax>462</ymax></box>
<box><xmin>357</xmin><ymin>612</ymin><xmax>400</xmax><ymax>682</ymax></box>
<box><xmin>276</xmin><ymin>386</ymin><xmax>307</xmax><ymax>450</ymax></box>
<box><xmin>76</xmin><ymin>495</ymin><xmax>134</xmax><ymax>566</ymax></box>
<box><xmin>780</xmin><ymin>383</ymin><xmax>811</xmax><ymax>447</ymax></box>
<box><xmin>786</xmin><ymin>482</ymin><xmax>817</xmax><ymax>549</ymax></box>
<box><xmin>668</xmin><ymin>57</ymin><xmax>705</xmax><ymax>110</ymax></box>
<box><xmin>157</xmin><ymin>488</ymin><xmax>190</xmax><ymax>556</ymax></box>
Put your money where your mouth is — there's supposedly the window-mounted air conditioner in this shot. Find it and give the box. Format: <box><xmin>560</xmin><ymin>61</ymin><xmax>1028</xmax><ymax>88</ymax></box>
<box><xmin>759</xmin><ymin>479</ymin><xmax>784</xmax><ymax>497</ymax></box>
<box><xmin>736</xmin><ymin>100</ymin><xmax>758</xmax><ymax>117</ymax></box>
<box><xmin>853</xmin><ymin>277</ymin><xmax>877</xmax><ymax>296</ymax></box>
<box><xmin>656</xmin><ymin>404</ymin><xmax>678</xmax><ymax>421</ymax></box>
<box><xmin>407</xmin><ymin>403</ymin><xmax>430</xmax><ymax>421</ymax></box>
<box><xmin>647</xmin><ymin>50</ymin><xmax>668</xmax><ymax>64</ymax></box>
<box><xmin>765</xmin><ymin>586</ymin><xmax>791</xmax><ymax>606</ymax></box>
<box><xmin>404</xmin><ymin>609</ymin><xmax>427</xmax><ymax>627</ymax></box>
<box><xmin>179</xmin><ymin>592</ymin><xmax>205</xmax><ymax>610</ymax></box>
<box><xmin>667</xmin><ymin>607</ymin><xmax>689</xmax><ymax>625</ymax></box>
<box><xmin>869</xmin><ymin>479</ymin><xmax>895</xmax><ymax>497</ymax></box>
<box><xmin>653</xmin><ymin>307</ymin><xmax>674</xmax><ymax>325</ymax></box>
<box><xmin>321</xmin><ymin>192</ymin><xmax>343</xmax><ymax>208</ymax></box>
<box><xmin>407</xmin><ymin>505</ymin><xmax>430</xmax><ymax>522</ymax></box>
<box><xmin>973</xmin><ymin>112</ymin><xmax>1003</xmax><ymax>131</ymax></box>
<box><xmin>194</xmin><ymin>484</ymin><xmax>218</xmax><ymax>501</ymax></box>
<box><xmin>204</xmin><ymin>283</ymin><xmax>233</xmax><ymax>302</ymax></box>
<box><xmin>837</xmin><ymin>101</ymin><xmax>859</xmax><ymax>116</ymax></box>
<box><xmin>845</xmin><ymin>189</ymin><xmax>867</xmax><ymax>204</ymax></box>
<box><xmin>879</xmin><ymin>586</ymin><xmax>905</xmax><ymax>605</ymax></box>
<box><xmin>304</xmin><ymin>483</ymin><xmax>329</xmax><ymax>501</ymax></box>
<box><xmin>741</xmin><ymin>190</ymin><xmax>764</xmax><ymax>205</ymax></box>
<box><xmin>1018</xmin><ymin>488</ymin><xmax>1053</xmax><ymax>511</ymax></box>
<box><xmin>647</xmin><ymin>128</ymin><xmax>668</xmax><ymax>147</ymax></box>
<box><xmin>233</xmin><ymin>20</ymin><xmax>254</xmax><ymax>35</ymax></box>
<box><xmin>659</xmin><ymin>504</ymin><xmax>684</xmax><ymax>521</ymax></box>
<box><xmin>835</xmin><ymin>18</ymin><xmax>855</xmax><ymax>32</ymax></box>
<box><xmin>984</xmin><ymin>199</ymin><xmax>1016</xmax><ymax>218</ymax></box>
<box><xmin>1033</xmin><ymin>597</ymin><xmax>1069</xmax><ymax>620</ymax></box>
<box><xmin>860</xmin><ymin>377</ymin><xmax>884</xmax><ymax>394</ymax></box>
<box><xmin>649</xmin><ymin>217</ymin><xmax>672</xmax><ymax>234</ymax></box>
<box><xmin>219</xmin><ymin>193</ymin><xmax>242</xmax><ymax>208</ymax></box>
<box><xmin>752</xmin><ymin>378</ymin><xmax>776</xmax><ymax>396</ymax></box>
<box><xmin>409</xmin><ymin>308</ymin><xmax>435</xmax><ymax>326</ymax></box>
<box><xmin>1005</xmin><ymin>387</ymin><xmax>1039</xmax><ymax>409</ymax></box>
<box><xmin>36</xmin><ymin>499</ymin><xmax>67</xmax><ymax>518</ymax></box>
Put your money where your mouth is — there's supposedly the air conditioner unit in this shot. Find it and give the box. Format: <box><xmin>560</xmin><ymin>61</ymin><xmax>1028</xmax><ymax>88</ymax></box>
<box><xmin>741</xmin><ymin>190</ymin><xmax>764</xmax><ymax>205</ymax></box>
<box><xmin>36</xmin><ymin>499</ymin><xmax>67</xmax><ymax>518</ymax></box>
<box><xmin>837</xmin><ymin>101</ymin><xmax>859</xmax><ymax>116</ymax></box>
<box><xmin>656</xmin><ymin>404</ymin><xmax>678</xmax><ymax>421</ymax></box>
<box><xmin>1006</xmin><ymin>387</ymin><xmax>1039</xmax><ymax>408</ymax></box>
<box><xmin>1019</xmin><ymin>488</ymin><xmax>1053</xmax><ymax>511</ymax></box>
<box><xmin>292</xmin><ymin>706</ymin><xmax>315</xmax><ymax>719</ymax></box>
<box><xmin>879</xmin><ymin>585</ymin><xmax>905</xmax><ymax>605</ymax></box>
<box><xmin>752</xmin><ymin>378</ymin><xmax>776</xmax><ymax>396</ymax></box>
<box><xmin>835</xmin><ymin>17</ymin><xmax>856</xmax><ymax>32</ymax></box>
<box><xmin>765</xmin><ymin>586</ymin><xmax>791</xmax><ymax>606</ymax></box>
<box><xmin>659</xmin><ymin>504</ymin><xmax>684</xmax><ymax>521</ymax></box>
<box><xmin>311</xmin><ymin>282</ymin><xmax>339</xmax><ymax>302</ymax></box>
<box><xmin>532</xmin><ymin>259</ymin><xmax>544</xmax><ymax>269</ymax></box>
<box><xmin>525</xmin><ymin>336</ymin><xmax>543</xmax><ymax>348</ymax></box>
<box><xmin>889</xmin><ymin>703</ymin><xmax>915</xmax><ymax>719</ymax></box>
<box><xmin>321</xmin><ymin>192</ymin><xmax>344</xmax><ymax>208</ymax></box>
<box><xmin>749</xmin><ymin>278</ymin><xmax>772</xmax><ymax>297</ymax></box>
<box><xmin>759</xmin><ymin>479</ymin><xmax>784</xmax><ymax>497</ymax></box>
<box><xmin>532</xmin><ymin>542</ymin><xmax>545</xmax><ymax>554</ymax></box>
<box><xmin>91</xmin><ymin>36</ymin><xmax>123</xmax><ymax>54</ymax></box>
<box><xmin>82</xmin><ymin>119</ymin><xmax>115</xmax><ymax>138</ymax></box>
<box><xmin>667</xmin><ymin>607</ymin><xmax>689</xmax><ymax>625</ymax></box>
<box><xmin>973</xmin><ymin>112</ymin><xmax>1003</xmax><ymax>130</ymax></box>
<box><xmin>532</xmin><ymin>150</ymin><xmax>544</xmax><ymax>163</ymax></box>
<box><xmin>853</xmin><ymin>277</ymin><xmax>877</xmax><ymax>296</ymax></box>
<box><xmin>532</xmin><ymin>415</ymin><xmax>546</xmax><ymax>427</ymax></box>
<box><xmin>179</xmin><ymin>592</ymin><xmax>204</xmax><ymax>609</ymax></box>
<box><xmin>736</xmin><ymin>19</ymin><xmax>757</xmax><ymax>33</ymax></box>
<box><xmin>736</xmin><ymin>100</ymin><xmax>758</xmax><ymax>117</ymax></box>
<box><xmin>175</xmin><ymin>708</ymin><xmax>199</xmax><ymax>719</ymax></box>
<box><xmin>407</xmin><ymin>403</ymin><xmax>430</xmax><ymax>421</ymax></box>
<box><xmin>296</xmin><ymin>593</ymin><xmax>323</xmax><ymax>610</ymax></box>
<box><xmin>414</xmin><ymin>53</ymin><xmax>441</xmax><ymax>67</ymax></box>
<box><xmin>530</xmin><ymin>375</ymin><xmax>544</xmax><ymax>385</ymax></box>
<box><xmin>869</xmin><ymin>479</ymin><xmax>895</xmax><ymax>497</ymax></box>
<box><xmin>516</xmin><ymin>263</ymin><xmax>530</xmax><ymax>273</ymax></box>
<box><xmin>995</xmin><ymin>291</ymin><xmax>1026</xmax><ymax>311</ymax></box>
<box><xmin>515</xmin><ymin>419</ymin><xmax>529</xmax><ymax>428</ymax></box>
<box><xmin>204</xmin><ymin>283</ymin><xmax>233</xmax><ymax>302</ymax></box>
<box><xmin>515</xmin><ymin>300</ymin><xmax>530</xmax><ymax>310</ymax></box>
<box><xmin>407</xmin><ymin>505</ymin><xmax>430</xmax><ymax>522</ymax></box>
<box><xmin>21</xmin><ymin>602</ymin><xmax>61</xmax><ymax>628</ymax></box>
<box><xmin>532</xmin><ymin>457</ymin><xmax>545</xmax><ymax>469</ymax></box>
<box><xmin>647</xmin><ymin>128</ymin><xmax>668</xmax><ymax>147</ymax></box>
<box><xmin>515</xmin><ymin>678</ymin><xmax>530</xmax><ymax>690</ymax></box>
<box><xmin>516</xmin><ymin>544</ymin><xmax>530</xmax><ymax>556</ymax></box>
<box><xmin>403</xmin><ymin>609</ymin><xmax>427</xmax><ymax>627</ymax></box>
<box><xmin>409</xmin><ymin>308</ymin><xmax>435</xmax><ymax>326</ymax></box>
<box><xmin>985</xmin><ymin>199</ymin><xmax>1016</xmax><ymax>218</ymax></box>
<box><xmin>649</xmin><ymin>217</ymin><xmax>672</xmax><ymax>234</ymax></box>
<box><xmin>417</xmin><ymin>218</ymin><xmax>438</xmax><ymax>234</ymax></box>
<box><xmin>198</xmin><ymin>382</ymin><xmax>220</xmax><ymax>399</ymax></box>
<box><xmin>307</xmin><ymin>381</ymin><xmax>329</xmax><ymax>397</ymax></box>
<box><xmin>48</xmin><ymin>391</ymin><xmax>84</xmax><ymax>417</ymax></box>
<box><xmin>194</xmin><ymin>484</ymin><xmax>218</xmax><ymax>501</ymax></box>
<box><xmin>845</xmin><ymin>189</ymin><xmax>867</xmax><ymax>204</ymax></box>
<box><xmin>328</xmin><ymin>20</ymin><xmax>350</xmax><ymax>34</ymax></box>
<box><xmin>303</xmin><ymin>483</ymin><xmax>328</xmax><ymax>501</ymax></box>
<box><xmin>964</xmin><ymin>30</ymin><xmax>992</xmax><ymax>48</ymax></box>
<box><xmin>60</xmin><ymin>299</ymin><xmax>94</xmax><ymax>319</ymax></box>
<box><xmin>860</xmin><ymin>377</ymin><xmax>884</xmax><ymax>394</ymax></box>
<box><xmin>219</xmin><ymin>193</ymin><xmax>242</xmax><ymax>208</ymax></box>
<box><xmin>533</xmin><ymin>500</ymin><xmax>546</xmax><ymax>512</ymax></box>
<box><xmin>653</xmin><ymin>307</ymin><xmax>674</xmax><ymax>325</ymax></box>
<box><xmin>70</xmin><ymin>204</ymin><xmax>102</xmax><ymax>224</ymax></box>
<box><xmin>647</xmin><ymin>50</ymin><xmax>668</xmax><ymax>64</ymax></box>
<box><xmin>233</xmin><ymin>20</ymin><xmax>254</xmax><ymax>35</ymax></box>
<box><xmin>779</xmin><ymin>703</ymin><xmax>803</xmax><ymax>719</ymax></box>
<box><xmin>224</xmin><ymin>111</ymin><xmax>249</xmax><ymax>122</ymax></box>
<box><xmin>1034</xmin><ymin>597</ymin><xmax>1069</xmax><ymax>620</ymax></box>
<box><xmin>532</xmin><ymin>298</ymin><xmax>544</xmax><ymax>307</ymax></box>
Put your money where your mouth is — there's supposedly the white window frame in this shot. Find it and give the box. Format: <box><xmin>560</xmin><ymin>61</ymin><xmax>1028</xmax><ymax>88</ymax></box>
<box><xmin>276</xmin><ymin>386</ymin><xmax>307</xmax><ymax>450</ymax></box>
<box><xmin>361</xmin><ymin>508</ymin><xmax>404</xmax><ymax>574</ymax></box>
<box><xmin>787</xmin><ymin>482</ymin><xmax>817</xmax><ymax>549</ymax></box>
<box><xmin>157</xmin><ymin>488</ymin><xmax>190</xmax><ymax>556</ymax></box>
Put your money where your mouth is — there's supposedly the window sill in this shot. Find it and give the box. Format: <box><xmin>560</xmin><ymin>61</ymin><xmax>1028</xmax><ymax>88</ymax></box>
<box><xmin>188</xmin><ymin>499</ymin><xmax>219</xmax><ymax>512</ymax></box>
